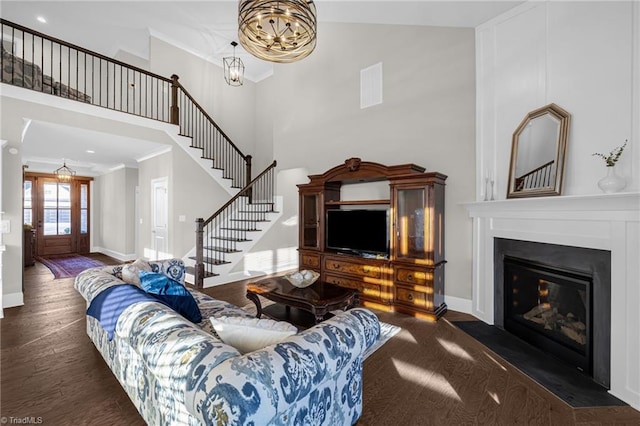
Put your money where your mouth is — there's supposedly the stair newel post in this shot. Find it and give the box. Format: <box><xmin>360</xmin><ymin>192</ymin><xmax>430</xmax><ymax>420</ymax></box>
<box><xmin>245</xmin><ymin>155</ymin><xmax>253</xmax><ymax>202</ymax></box>
<box><xmin>170</xmin><ymin>74</ymin><xmax>180</xmax><ymax>126</ymax></box>
<box><xmin>195</xmin><ymin>217</ymin><xmax>205</xmax><ymax>288</ymax></box>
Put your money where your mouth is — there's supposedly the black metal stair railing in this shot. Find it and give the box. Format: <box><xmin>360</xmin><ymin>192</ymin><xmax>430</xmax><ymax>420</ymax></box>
<box><xmin>192</xmin><ymin>160</ymin><xmax>277</xmax><ymax>288</ymax></box>
<box><xmin>1</xmin><ymin>19</ymin><xmax>252</xmax><ymax>188</ymax></box>
<box><xmin>1</xmin><ymin>19</ymin><xmax>172</xmax><ymax>121</ymax></box>
<box><xmin>172</xmin><ymin>75</ymin><xmax>252</xmax><ymax>189</ymax></box>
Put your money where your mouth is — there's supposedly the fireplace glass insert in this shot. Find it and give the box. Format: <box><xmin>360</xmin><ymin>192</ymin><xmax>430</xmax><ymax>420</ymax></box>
<box><xmin>504</xmin><ymin>256</ymin><xmax>592</xmax><ymax>374</ymax></box>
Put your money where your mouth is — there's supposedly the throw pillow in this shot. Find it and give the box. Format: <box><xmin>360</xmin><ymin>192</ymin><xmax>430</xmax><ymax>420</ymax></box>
<box><xmin>210</xmin><ymin>316</ymin><xmax>297</xmax><ymax>354</ymax></box>
<box><xmin>139</xmin><ymin>270</ymin><xmax>202</xmax><ymax>323</ymax></box>
<box><xmin>122</xmin><ymin>259</ymin><xmax>152</xmax><ymax>286</ymax></box>
<box><xmin>139</xmin><ymin>270</ymin><xmax>171</xmax><ymax>294</ymax></box>
<box><xmin>152</xmin><ymin>293</ymin><xmax>202</xmax><ymax>324</ymax></box>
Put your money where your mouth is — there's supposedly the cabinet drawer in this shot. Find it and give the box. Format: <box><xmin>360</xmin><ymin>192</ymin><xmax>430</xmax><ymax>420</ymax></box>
<box><xmin>300</xmin><ymin>253</ymin><xmax>321</xmax><ymax>269</ymax></box>
<box><xmin>395</xmin><ymin>285</ymin><xmax>428</xmax><ymax>308</ymax></box>
<box><xmin>324</xmin><ymin>259</ymin><xmax>382</xmax><ymax>278</ymax></box>
<box><xmin>325</xmin><ymin>274</ymin><xmax>381</xmax><ymax>300</ymax></box>
<box><xmin>395</xmin><ymin>267</ymin><xmax>430</xmax><ymax>286</ymax></box>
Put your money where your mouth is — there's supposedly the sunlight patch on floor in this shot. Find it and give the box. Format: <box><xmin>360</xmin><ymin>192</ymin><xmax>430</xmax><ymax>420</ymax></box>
<box><xmin>393</xmin><ymin>329</ymin><xmax>418</xmax><ymax>344</ymax></box>
<box><xmin>483</xmin><ymin>351</ymin><xmax>508</xmax><ymax>371</ymax></box>
<box><xmin>20</xmin><ymin>317</ymin><xmax>83</xmax><ymax>347</ymax></box>
<box><xmin>392</xmin><ymin>359</ymin><xmax>462</xmax><ymax>402</ymax></box>
<box><xmin>436</xmin><ymin>337</ymin><xmax>475</xmax><ymax>362</ymax></box>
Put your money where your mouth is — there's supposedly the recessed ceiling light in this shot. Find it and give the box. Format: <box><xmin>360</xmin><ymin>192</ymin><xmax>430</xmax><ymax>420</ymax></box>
<box><xmin>86</xmin><ymin>150</ymin><xmax>95</xmax><ymax>154</ymax></box>
<box><xmin>36</xmin><ymin>16</ymin><xmax>47</xmax><ymax>24</ymax></box>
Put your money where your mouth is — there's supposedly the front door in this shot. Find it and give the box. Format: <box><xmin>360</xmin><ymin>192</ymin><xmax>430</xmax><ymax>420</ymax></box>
<box><xmin>28</xmin><ymin>174</ymin><xmax>92</xmax><ymax>257</ymax></box>
<box><xmin>37</xmin><ymin>178</ymin><xmax>74</xmax><ymax>256</ymax></box>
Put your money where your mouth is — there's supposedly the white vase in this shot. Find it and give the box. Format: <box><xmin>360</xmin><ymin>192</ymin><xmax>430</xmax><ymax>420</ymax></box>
<box><xmin>597</xmin><ymin>166</ymin><xmax>626</xmax><ymax>193</ymax></box>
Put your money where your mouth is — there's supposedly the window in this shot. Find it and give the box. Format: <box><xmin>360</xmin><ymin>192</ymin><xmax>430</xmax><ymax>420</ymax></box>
<box><xmin>23</xmin><ymin>180</ymin><xmax>33</xmax><ymax>226</ymax></box>
<box><xmin>80</xmin><ymin>183</ymin><xmax>88</xmax><ymax>234</ymax></box>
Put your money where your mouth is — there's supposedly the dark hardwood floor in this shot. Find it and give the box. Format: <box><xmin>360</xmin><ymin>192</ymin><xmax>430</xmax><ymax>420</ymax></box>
<box><xmin>2</xmin><ymin>257</ymin><xmax>639</xmax><ymax>425</ymax></box>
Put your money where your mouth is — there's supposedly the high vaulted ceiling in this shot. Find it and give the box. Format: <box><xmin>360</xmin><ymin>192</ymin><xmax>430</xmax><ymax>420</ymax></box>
<box><xmin>2</xmin><ymin>1</ymin><xmax>521</xmax><ymax>82</ymax></box>
<box><xmin>1</xmin><ymin>1</ymin><xmax>522</xmax><ymax>175</ymax></box>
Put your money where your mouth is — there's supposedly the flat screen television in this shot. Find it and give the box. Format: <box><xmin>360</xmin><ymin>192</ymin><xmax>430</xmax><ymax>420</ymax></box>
<box><xmin>326</xmin><ymin>209</ymin><xmax>389</xmax><ymax>256</ymax></box>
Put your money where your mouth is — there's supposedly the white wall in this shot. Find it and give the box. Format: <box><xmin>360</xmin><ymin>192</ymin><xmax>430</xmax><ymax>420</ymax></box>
<box><xmin>0</xmin><ymin>106</ymin><xmax>26</xmax><ymax>309</ymax></box>
<box><xmin>148</xmin><ymin>37</ymin><xmax>258</xmax><ymax>164</ymax></box>
<box><xmin>476</xmin><ymin>1</ymin><xmax>639</xmax><ymax>199</ymax></box>
<box><xmin>92</xmin><ymin>167</ymin><xmax>138</xmax><ymax>260</ymax></box>
<box><xmin>254</xmin><ymin>22</ymin><xmax>477</xmax><ymax>300</ymax></box>
<box><xmin>0</xmin><ymin>141</ymin><xmax>6</xmax><ymax>317</ymax></box>
<box><xmin>171</xmin><ymin>143</ymin><xmax>230</xmax><ymax>257</ymax></box>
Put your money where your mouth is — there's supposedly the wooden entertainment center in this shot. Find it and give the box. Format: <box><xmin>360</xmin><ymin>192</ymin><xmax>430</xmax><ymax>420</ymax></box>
<box><xmin>297</xmin><ymin>158</ymin><xmax>447</xmax><ymax>320</ymax></box>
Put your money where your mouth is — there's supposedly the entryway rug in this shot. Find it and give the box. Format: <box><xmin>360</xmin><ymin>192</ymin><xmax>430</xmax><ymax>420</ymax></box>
<box><xmin>453</xmin><ymin>320</ymin><xmax>627</xmax><ymax>408</ymax></box>
<box><xmin>242</xmin><ymin>297</ymin><xmax>401</xmax><ymax>360</ymax></box>
<box><xmin>37</xmin><ymin>254</ymin><xmax>106</xmax><ymax>279</ymax></box>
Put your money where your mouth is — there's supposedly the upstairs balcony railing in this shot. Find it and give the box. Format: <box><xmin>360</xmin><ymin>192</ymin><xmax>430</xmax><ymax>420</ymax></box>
<box><xmin>1</xmin><ymin>19</ymin><xmax>251</xmax><ymax>187</ymax></box>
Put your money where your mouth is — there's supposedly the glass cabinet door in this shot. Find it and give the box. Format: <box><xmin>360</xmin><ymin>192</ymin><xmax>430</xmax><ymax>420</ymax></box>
<box><xmin>301</xmin><ymin>193</ymin><xmax>320</xmax><ymax>248</ymax></box>
<box><xmin>395</xmin><ymin>187</ymin><xmax>427</xmax><ymax>260</ymax></box>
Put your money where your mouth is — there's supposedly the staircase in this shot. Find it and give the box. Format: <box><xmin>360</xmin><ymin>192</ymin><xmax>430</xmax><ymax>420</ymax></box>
<box><xmin>185</xmin><ymin>161</ymin><xmax>281</xmax><ymax>286</ymax></box>
<box><xmin>1</xmin><ymin>19</ymin><xmax>279</xmax><ymax>288</ymax></box>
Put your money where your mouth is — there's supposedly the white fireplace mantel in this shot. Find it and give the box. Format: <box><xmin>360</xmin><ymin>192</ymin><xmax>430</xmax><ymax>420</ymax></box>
<box><xmin>462</xmin><ymin>192</ymin><xmax>640</xmax><ymax>410</ymax></box>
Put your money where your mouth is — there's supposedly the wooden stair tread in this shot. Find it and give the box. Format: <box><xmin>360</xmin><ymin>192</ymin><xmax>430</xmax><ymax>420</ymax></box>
<box><xmin>203</xmin><ymin>245</ymin><xmax>240</xmax><ymax>253</ymax></box>
<box><xmin>211</xmin><ymin>236</ymin><xmax>251</xmax><ymax>242</ymax></box>
<box><xmin>185</xmin><ymin>266</ymin><xmax>218</xmax><ymax>278</ymax></box>
<box><xmin>220</xmin><ymin>226</ymin><xmax>261</xmax><ymax>231</ymax></box>
<box><xmin>188</xmin><ymin>256</ymin><xmax>231</xmax><ymax>266</ymax></box>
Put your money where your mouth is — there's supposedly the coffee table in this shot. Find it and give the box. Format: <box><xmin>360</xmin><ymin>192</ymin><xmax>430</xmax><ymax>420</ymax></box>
<box><xmin>246</xmin><ymin>276</ymin><xmax>359</xmax><ymax>327</ymax></box>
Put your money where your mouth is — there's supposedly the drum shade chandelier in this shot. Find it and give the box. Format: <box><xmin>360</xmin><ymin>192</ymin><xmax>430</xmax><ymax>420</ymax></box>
<box><xmin>223</xmin><ymin>41</ymin><xmax>245</xmax><ymax>86</ymax></box>
<box><xmin>54</xmin><ymin>160</ymin><xmax>76</xmax><ymax>182</ymax></box>
<box><xmin>238</xmin><ymin>0</ymin><xmax>317</xmax><ymax>63</ymax></box>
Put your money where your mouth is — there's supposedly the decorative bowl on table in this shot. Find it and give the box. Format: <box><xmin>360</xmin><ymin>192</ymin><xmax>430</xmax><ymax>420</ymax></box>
<box><xmin>285</xmin><ymin>270</ymin><xmax>320</xmax><ymax>288</ymax></box>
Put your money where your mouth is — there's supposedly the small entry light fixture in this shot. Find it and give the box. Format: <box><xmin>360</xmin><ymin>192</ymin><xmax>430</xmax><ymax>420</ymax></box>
<box><xmin>238</xmin><ymin>0</ymin><xmax>317</xmax><ymax>63</ymax></box>
<box><xmin>223</xmin><ymin>41</ymin><xmax>245</xmax><ymax>86</ymax></box>
<box><xmin>54</xmin><ymin>160</ymin><xmax>76</xmax><ymax>182</ymax></box>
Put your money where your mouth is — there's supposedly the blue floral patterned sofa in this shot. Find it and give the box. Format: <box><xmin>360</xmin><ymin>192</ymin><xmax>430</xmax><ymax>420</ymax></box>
<box><xmin>74</xmin><ymin>259</ymin><xmax>381</xmax><ymax>425</ymax></box>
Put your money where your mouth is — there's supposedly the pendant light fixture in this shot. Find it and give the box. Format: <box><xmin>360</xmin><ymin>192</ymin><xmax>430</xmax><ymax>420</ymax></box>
<box><xmin>223</xmin><ymin>41</ymin><xmax>245</xmax><ymax>86</ymax></box>
<box><xmin>54</xmin><ymin>160</ymin><xmax>76</xmax><ymax>182</ymax></box>
<box><xmin>238</xmin><ymin>0</ymin><xmax>317</xmax><ymax>63</ymax></box>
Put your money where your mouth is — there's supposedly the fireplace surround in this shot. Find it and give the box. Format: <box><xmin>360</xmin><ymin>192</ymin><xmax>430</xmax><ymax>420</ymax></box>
<box><xmin>464</xmin><ymin>193</ymin><xmax>640</xmax><ymax>410</ymax></box>
<box><xmin>494</xmin><ymin>238</ymin><xmax>610</xmax><ymax>387</ymax></box>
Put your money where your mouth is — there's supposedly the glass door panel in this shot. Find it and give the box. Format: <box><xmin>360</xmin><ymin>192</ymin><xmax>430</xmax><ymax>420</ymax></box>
<box><xmin>43</xmin><ymin>182</ymin><xmax>72</xmax><ymax>235</ymax></box>
<box><xmin>301</xmin><ymin>193</ymin><xmax>319</xmax><ymax>248</ymax></box>
<box><xmin>396</xmin><ymin>188</ymin><xmax>426</xmax><ymax>260</ymax></box>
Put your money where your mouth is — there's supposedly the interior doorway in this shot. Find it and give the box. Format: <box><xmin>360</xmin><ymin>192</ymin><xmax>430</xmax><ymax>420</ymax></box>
<box><xmin>150</xmin><ymin>177</ymin><xmax>168</xmax><ymax>261</ymax></box>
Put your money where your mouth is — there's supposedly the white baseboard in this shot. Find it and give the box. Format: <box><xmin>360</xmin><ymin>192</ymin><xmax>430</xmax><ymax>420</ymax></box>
<box><xmin>445</xmin><ymin>295</ymin><xmax>473</xmax><ymax>315</ymax></box>
<box><xmin>91</xmin><ymin>247</ymin><xmax>137</xmax><ymax>262</ymax></box>
<box><xmin>3</xmin><ymin>291</ymin><xmax>24</xmax><ymax>308</ymax></box>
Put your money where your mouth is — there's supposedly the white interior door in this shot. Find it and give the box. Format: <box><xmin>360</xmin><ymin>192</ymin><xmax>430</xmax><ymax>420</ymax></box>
<box><xmin>151</xmin><ymin>177</ymin><xmax>168</xmax><ymax>260</ymax></box>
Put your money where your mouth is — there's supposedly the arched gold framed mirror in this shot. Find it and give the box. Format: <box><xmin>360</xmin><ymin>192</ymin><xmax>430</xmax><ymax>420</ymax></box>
<box><xmin>507</xmin><ymin>103</ymin><xmax>571</xmax><ymax>198</ymax></box>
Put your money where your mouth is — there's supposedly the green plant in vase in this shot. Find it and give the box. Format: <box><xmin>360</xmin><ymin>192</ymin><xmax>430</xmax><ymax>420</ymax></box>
<box><xmin>592</xmin><ymin>140</ymin><xmax>627</xmax><ymax>167</ymax></box>
<box><xmin>592</xmin><ymin>140</ymin><xmax>627</xmax><ymax>193</ymax></box>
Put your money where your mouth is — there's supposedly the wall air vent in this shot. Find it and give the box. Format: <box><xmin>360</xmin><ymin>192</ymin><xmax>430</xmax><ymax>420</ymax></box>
<box><xmin>360</xmin><ymin>62</ymin><xmax>383</xmax><ymax>109</ymax></box>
